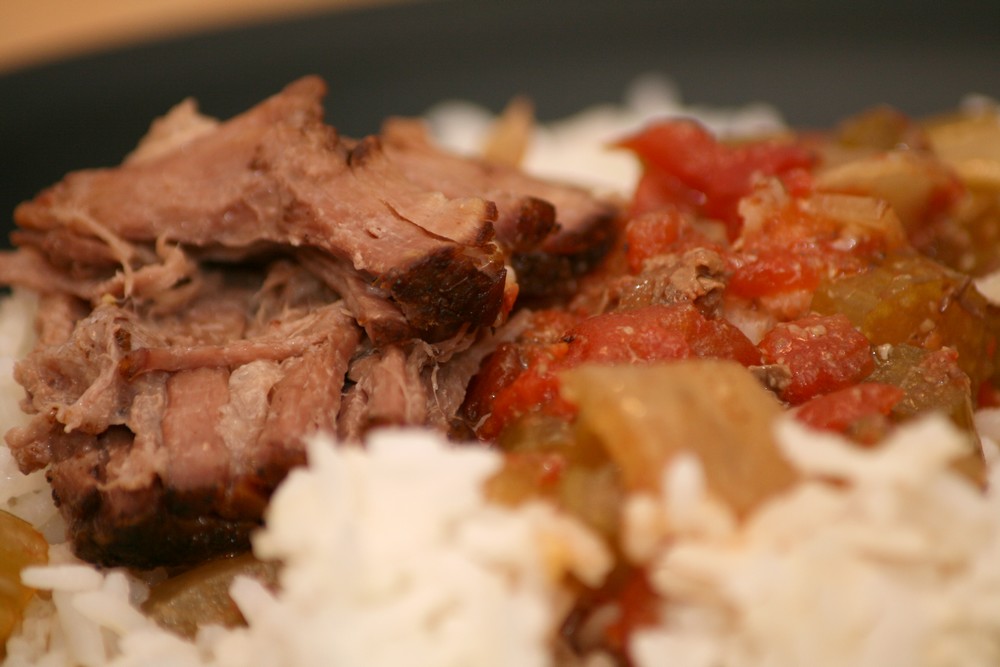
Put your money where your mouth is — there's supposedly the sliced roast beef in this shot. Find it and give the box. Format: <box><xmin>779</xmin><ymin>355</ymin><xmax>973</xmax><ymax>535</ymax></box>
<box><xmin>0</xmin><ymin>75</ymin><xmax>621</xmax><ymax>567</ymax></box>
<box><xmin>380</xmin><ymin>117</ymin><xmax>620</xmax><ymax>298</ymax></box>
<box><xmin>7</xmin><ymin>267</ymin><xmax>361</xmax><ymax>566</ymax></box>
<box><xmin>338</xmin><ymin>345</ymin><xmax>429</xmax><ymax>441</ymax></box>
<box><xmin>296</xmin><ymin>249</ymin><xmax>411</xmax><ymax>344</ymax></box>
<box><xmin>381</xmin><ymin>118</ymin><xmax>619</xmax><ymax>255</ymax></box>
<box><xmin>14</xmin><ymin>76</ymin><xmax>507</xmax><ymax>342</ymax></box>
<box><xmin>161</xmin><ymin>367</ymin><xmax>231</xmax><ymax>497</ymax></box>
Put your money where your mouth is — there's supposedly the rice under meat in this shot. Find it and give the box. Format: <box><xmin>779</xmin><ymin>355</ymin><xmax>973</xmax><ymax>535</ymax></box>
<box><xmin>7</xmin><ymin>415</ymin><xmax>1000</xmax><ymax>666</ymax></box>
<box><xmin>3</xmin><ymin>77</ymin><xmax>1000</xmax><ymax>667</ymax></box>
<box><xmin>6</xmin><ymin>430</ymin><xmax>611</xmax><ymax>667</ymax></box>
<box><xmin>0</xmin><ymin>290</ymin><xmax>61</xmax><ymax>541</ymax></box>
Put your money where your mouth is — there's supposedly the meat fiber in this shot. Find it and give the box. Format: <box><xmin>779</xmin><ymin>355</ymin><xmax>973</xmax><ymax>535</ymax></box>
<box><xmin>0</xmin><ymin>76</ymin><xmax>619</xmax><ymax>567</ymax></box>
<box><xmin>12</xmin><ymin>77</ymin><xmax>507</xmax><ymax>343</ymax></box>
<box><xmin>381</xmin><ymin>118</ymin><xmax>619</xmax><ymax>299</ymax></box>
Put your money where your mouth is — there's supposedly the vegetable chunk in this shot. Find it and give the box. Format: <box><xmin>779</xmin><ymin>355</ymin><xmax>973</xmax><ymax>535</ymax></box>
<box><xmin>0</xmin><ymin>511</ymin><xmax>48</xmax><ymax>655</ymax></box>
<box><xmin>561</xmin><ymin>360</ymin><xmax>797</xmax><ymax>517</ymax></box>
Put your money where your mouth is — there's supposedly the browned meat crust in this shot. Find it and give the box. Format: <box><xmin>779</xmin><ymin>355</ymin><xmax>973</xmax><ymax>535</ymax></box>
<box><xmin>0</xmin><ymin>76</ymin><xmax>620</xmax><ymax>567</ymax></box>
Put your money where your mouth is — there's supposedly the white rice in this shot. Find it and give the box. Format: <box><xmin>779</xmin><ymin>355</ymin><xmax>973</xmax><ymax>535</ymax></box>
<box><xmin>0</xmin><ymin>289</ymin><xmax>62</xmax><ymax>540</ymax></box>
<box><xmin>627</xmin><ymin>417</ymin><xmax>1000</xmax><ymax>667</ymax></box>
<box><xmin>4</xmin><ymin>432</ymin><xmax>612</xmax><ymax>667</ymax></box>
<box><xmin>4</xmin><ymin>79</ymin><xmax>1000</xmax><ymax>667</ymax></box>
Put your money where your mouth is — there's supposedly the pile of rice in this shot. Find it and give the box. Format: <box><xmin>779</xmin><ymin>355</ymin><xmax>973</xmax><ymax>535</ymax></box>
<box><xmin>4</xmin><ymin>78</ymin><xmax>1000</xmax><ymax>667</ymax></box>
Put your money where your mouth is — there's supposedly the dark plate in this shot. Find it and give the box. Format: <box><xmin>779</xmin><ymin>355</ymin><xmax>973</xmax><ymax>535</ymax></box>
<box><xmin>2</xmin><ymin>0</ymin><xmax>999</xmax><ymax>238</ymax></box>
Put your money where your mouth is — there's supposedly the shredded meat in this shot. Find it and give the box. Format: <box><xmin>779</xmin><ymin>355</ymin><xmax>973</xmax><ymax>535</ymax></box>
<box><xmin>612</xmin><ymin>247</ymin><xmax>728</xmax><ymax>313</ymax></box>
<box><xmin>0</xmin><ymin>76</ymin><xmax>619</xmax><ymax>567</ymax></box>
<box><xmin>381</xmin><ymin>117</ymin><xmax>620</xmax><ymax>298</ymax></box>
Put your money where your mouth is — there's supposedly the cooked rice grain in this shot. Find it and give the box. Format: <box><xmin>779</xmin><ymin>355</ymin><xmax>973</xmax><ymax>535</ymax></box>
<box><xmin>0</xmin><ymin>290</ymin><xmax>61</xmax><ymax>537</ymax></box>
<box><xmin>4</xmin><ymin>431</ymin><xmax>611</xmax><ymax>667</ymax></box>
<box><xmin>5</xmin><ymin>82</ymin><xmax>1000</xmax><ymax>667</ymax></box>
<box><xmin>628</xmin><ymin>416</ymin><xmax>1000</xmax><ymax>667</ymax></box>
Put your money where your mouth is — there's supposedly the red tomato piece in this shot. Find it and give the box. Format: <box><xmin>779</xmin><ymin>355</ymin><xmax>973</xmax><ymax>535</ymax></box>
<box><xmin>470</xmin><ymin>343</ymin><xmax>573</xmax><ymax>441</ymax></box>
<box><xmin>629</xmin><ymin>168</ymin><xmax>704</xmax><ymax>220</ymax></box>
<box><xmin>623</xmin><ymin>208</ymin><xmax>727</xmax><ymax>275</ymax></box>
<box><xmin>462</xmin><ymin>343</ymin><xmax>531</xmax><ymax>425</ymax></box>
<box><xmin>758</xmin><ymin>313</ymin><xmax>875</xmax><ymax>404</ymax></box>
<box><xmin>779</xmin><ymin>166</ymin><xmax>815</xmax><ymax>197</ymax></box>
<box><xmin>619</xmin><ymin>119</ymin><xmax>815</xmax><ymax>238</ymax></box>
<box><xmin>795</xmin><ymin>382</ymin><xmax>905</xmax><ymax>436</ymax></box>
<box><xmin>464</xmin><ymin>309</ymin><xmax>585</xmax><ymax>436</ymax></box>
<box><xmin>727</xmin><ymin>193</ymin><xmax>886</xmax><ymax>301</ymax></box>
<box><xmin>728</xmin><ymin>249</ymin><xmax>822</xmax><ymax>298</ymax></box>
<box><xmin>564</xmin><ymin>303</ymin><xmax>762</xmax><ymax>367</ymax></box>
<box><xmin>470</xmin><ymin>304</ymin><xmax>762</xmax><ymax>438</ymax></box>
<box><xmin>623</xmin><ymin>209</ymin><xmax>683</xmax><ymax>274</ymax></box>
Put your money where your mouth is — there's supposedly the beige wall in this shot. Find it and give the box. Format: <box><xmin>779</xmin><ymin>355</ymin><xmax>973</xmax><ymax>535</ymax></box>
<box><xmin>0</xmin><ymin>0</ymin><xmax>406</xmax><ymax>73</ymax></box>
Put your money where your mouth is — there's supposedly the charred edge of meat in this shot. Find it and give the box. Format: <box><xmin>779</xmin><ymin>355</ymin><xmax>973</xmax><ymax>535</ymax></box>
<box><xmin>49</xmin><ymin>464</ymin><xmax>268</xmax><ymax>569</ymax></box>
<box><xmin>41</xmin><ymin>418</ymin><xmax>307</xmax><ymax>567</ymax></box>
<box><xmin>506</xmin><ymin>197</ymin><xmax>557</xmax><ymax>253</ymax></box>
<box><xmin>58</xmin><ymin>444</ymin><xmax>311</xmax><ymax>569</ymax></box>
<box><xmin>377</xmin><ymin>246</ymin><xmax>507</xmax><ymax>342</ymax></box>
<box><xmin>44</xmin><ymin>456</ymin><xmax>254</xmax><ymax>568</ymax></box>
<box><xmin>71</xmin><ymin>505</ymin><xmax>258</xmax><ymax>569</ymax></box>
<box><xmin>471</xmin><ymin>200</ymin><xmax>501</xmax><ymax>248</ymax></box>
<box><xmin>540</xmin><ymin>200</ymin><xmax>621</xmax><ymax>256</ymax></box>
<box><xmin>511</xmin><ymin>227</ymin><xmax>617</xmax><ymax>303</ymax></box>
<box><xmin>346</xmin><ymin>135</ymin><xmax>380</xmax><ymax>167</ymax></box>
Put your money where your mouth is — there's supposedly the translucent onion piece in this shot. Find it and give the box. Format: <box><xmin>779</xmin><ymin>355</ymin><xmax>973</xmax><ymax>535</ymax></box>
<box><xmin>0</xmin><ymin>510</ymin><xmax>48</xmax><ymax>655</ymax></box>
<box><xmin>561</xmin><ymin>360</ymin><xmax>797</xmax><ymax>518</ymax></box>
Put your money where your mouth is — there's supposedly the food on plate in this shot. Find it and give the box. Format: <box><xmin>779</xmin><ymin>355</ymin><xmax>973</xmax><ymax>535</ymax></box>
<box><xmin>0</xmin><ymin>76</ymin><xmax>616</xmax><ymax>568</ymax></box>
<box><xmin>140</xmin><ymin>552</ymin><xmax>278</xmax><ymax>639</ymax></box>
<box><xmin>2</xmin><ymin>75</ymin><xmax>1000</xmax><ymax>666</ymax></box>
<box><xmin>0</xmin><ymin>511</ymin><xmax>47</xmax><ymax>657</ymax></box>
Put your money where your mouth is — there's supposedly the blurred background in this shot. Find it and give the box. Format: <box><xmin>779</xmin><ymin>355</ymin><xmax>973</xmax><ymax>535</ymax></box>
<box><xmin>2</xmin><ymin>0</ymin><xmax>999</xmax><ymax>229</ymax></box>
<box><xmin>0</xmin><ymin>0</ymin><xmax>410</xmax><ymax>73</ymax></box>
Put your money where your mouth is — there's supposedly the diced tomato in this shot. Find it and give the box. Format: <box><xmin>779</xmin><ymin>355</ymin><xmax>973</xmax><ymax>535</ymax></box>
<box><xmin>463</xmin><ymin>309</ymin><xmax>587</xmax><ymax>435</ymax></box>
<box><xmin>779</xmin><ymin>166</ymin><xmax>815</xmax><ymax>197</ymax></box>
<box><xmin>470</xmin><ymin>343</ymin><xmax>574</xmax><ymax>441</ymax></box>
<box><xmin>619</xmin><ymin>119</ymin><xmax>816</xmax><ymax>238</ymax></box>
<box><xmin>469</xmin><ymin>304</ymin><xmax>762</xmax><ymax>438</ymax></box>
<box><xmin>727</xmin><ymin>192</ymin><xmax>887</xmax><ymax>302</ymax></box>
<box><xmin>794</xmin><ymin>382</ymin><xmax>905</xmax><ymax>439</ymax></box>
<box><xmin>729</xmin><ymin>249</ymin><xmax>822</xmax><ymax>298</ymax></box>
<box><xmin>623</xmin><ymin>208</ymin><xmax>727</xmax><ymax>274</ymax></box>
<box><xmin>563</xmin><ymin>303</ymin><xmax>762</xmax><ymax>367</ymax></box>
<box><xmin>623</xmin><ymin>209</ymin><xmax>683</xmax><ymax>273</ymax></box>
<box><xmin>758</xmin><ymin>313</ymin><xmax>875</xmax><ymax>404</ymax></box>
<box><xmin>518</xmin><ymin>309</ymin><xmax>582</xmax><ymax>345</ymax></box>
<box><xmin>629</xmin><ymin>168</ymin><xmax>705</xmax><ymax>220</ymax></box>
<box><xmin>462</xmin><ymin>343</ymin><xmax>529</xmax><ymax>425</ymax></box>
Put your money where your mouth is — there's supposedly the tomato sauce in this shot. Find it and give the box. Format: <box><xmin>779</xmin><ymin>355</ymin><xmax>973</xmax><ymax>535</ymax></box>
<box><xmin>794</xmin><ymin>383</ymin><xmax>905</xmax><ymax>443</ymax></box>
<box><xmin>758</xmin><ymin>313</ymin><xmax>875</xmax><ymax>404</ymax></box>
<box><xmin>618</xmin><ymin>119</ymin><xmax>815</xmax><ymax>238</ymax></box>
<box><xmin>467</xmin><ymin>115</ymin><xmax>997</xmax><ymax>444</ymax></box>
<box><xmin>467</xmin><ymin>303</ymin><xmax>761</xmax><ymax>439</ymax></box>
<box><xmin>465</xmin><ymin>112</ymin><xmax>1000</xmax><ymax>665</ymax></box>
